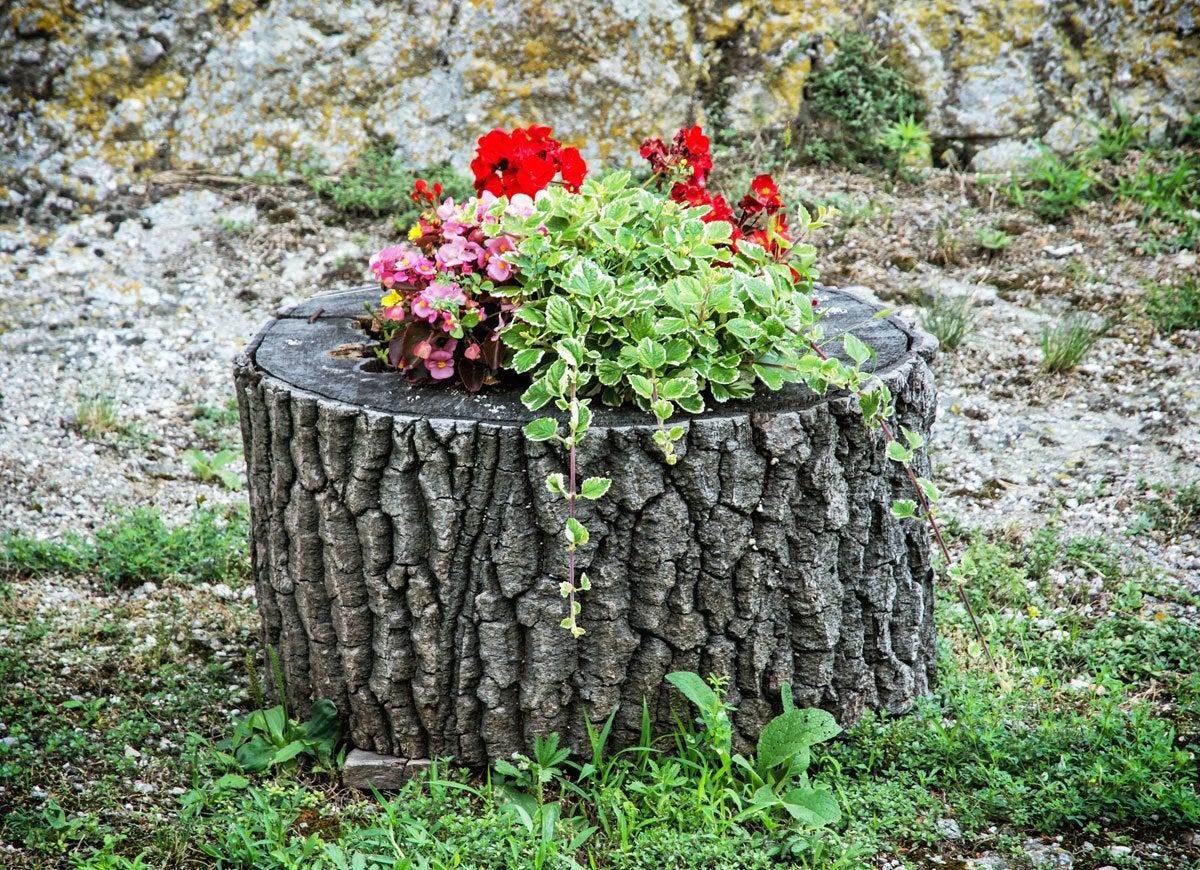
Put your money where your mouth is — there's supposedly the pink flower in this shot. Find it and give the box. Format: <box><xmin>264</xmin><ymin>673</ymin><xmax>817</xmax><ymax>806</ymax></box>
<box><xmin>412</xmin><ymin>282</ymin><xmax>467</xmax><ymax>323</ymax></box>
<box><xmin>411</xmin><ymin>257</ymin><xmax>437</xmax><ymax>280</ymax></box>
<box><xmin>370</xmin><ymin>245</ymin><xmax>420</xmax><ymax>288</ymax></box>
<box><xmin>506</xmin><ymin>193</ymin><xmax>536</xmax><ymax>217</ymax></box>
<box><xmin>413</xmin><ymin>339</ymin><xmax>432</xmax><ymax>359</ymax></box>
<box><xmin>483</xmin><ymin>235</ymin><xmax>517</xmax><ymax>281</ymax></box>
<box><xmin>435</xmin><ymin>236</ymin><xmax>484</xmax><ymax>270</ymax></box>
<box><xmin>435</xmin><ymin>199</ymin><xmax>458</xmax><ymax>221</ymax></box>
<box><xmin>425</xmin><ymin>349</ymin><xmax>456</xmax><ymax>379</ymax></box>
<box><xmin>463</xmin><ymin>342</ymin><xmax>481</xmax><ymax>360</ymax></box>
<box><xmin>382</xmin><ymin>305</ymin><xmax>405</xmax><ymax>322</ymax></box>
<box><xmin>411</xmin><ymin>295</ymin><xmax>436</xmax><ymax>322</ymax></box>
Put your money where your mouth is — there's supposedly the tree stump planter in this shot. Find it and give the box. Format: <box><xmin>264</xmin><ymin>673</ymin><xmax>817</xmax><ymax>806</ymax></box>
<box><xmin>234</xmin><ymin>287</ymin><xmax>938</xmax><ymax>767</ymax></box>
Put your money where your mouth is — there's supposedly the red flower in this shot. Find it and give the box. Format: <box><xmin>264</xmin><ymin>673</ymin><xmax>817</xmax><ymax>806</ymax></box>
<box><xmin>738</xmin><ymin>173</ymin><xmax>783</xmax><ymax>215</ymax></box>
<box><xmin>558</xmin><ymin>147</ymin><xmax>587</xmax><ymax>191</ymax></box>
<box><xmin>470</xmin><ymin>125</ymin><xmax>589</xmax><ymax>198</ymax></box>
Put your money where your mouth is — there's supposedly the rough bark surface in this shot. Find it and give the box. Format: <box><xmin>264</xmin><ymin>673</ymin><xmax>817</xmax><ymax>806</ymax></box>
<box><xmin>234</xmin><ymin>288</ymin><xmax>939</xmax><ymax>766</ymax></box>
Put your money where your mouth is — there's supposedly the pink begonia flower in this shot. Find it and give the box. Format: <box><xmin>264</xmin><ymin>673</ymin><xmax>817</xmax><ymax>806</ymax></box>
<box><xmin>506</xmin><ymin>193</ymin><xmax>536</xmax><ymax>217</ymax></box>
<box><xmin>435</xmin><ymin>199</ymin><xmax>458</xmax><ymax>221</ymax></box>
<box><xmin>425</xmin><ymin>349</ymin><xmax>456</xmax><ymax>379</ymax></box>
<box><xmin>382</xmin><ymin>305</ymin><xmax>405</xmax><ymax>322</ymax></box>
<box><xmin>413</xmin><ymin>339</ymin><xmax>432</xmax><ymax>359</ymax></box>
<box><xmin>370</xmin><ymin>245</ymin><xmax>420</xmax><ymax>288</ymax></box>
<box><xmin>463</xmin><ymin>342</ymin><xmax>481</xmax><ymax>360</ymax></box>
<box><xmin>435</xmin><ymin>236</ymin><xmax>484</xmax><ymax>270</ymax></box>
<box><xmin>411</xmin><ymin>295</ymin><xmax>436</xmax><ymax>322</ymax></box>
<box><xmin>483</xmin><ymin>235</ymin><xmax>517</xmax><ymax>282</ymax></box>
<box><xmin>411</xmin><ymin>257</ymin><xmax>437</xmax><ymax>280</ymax></box>
<box><xmin>412</xmin><ymin>282</ymin><xmax>467</xmax><ymax>323</ymax></box>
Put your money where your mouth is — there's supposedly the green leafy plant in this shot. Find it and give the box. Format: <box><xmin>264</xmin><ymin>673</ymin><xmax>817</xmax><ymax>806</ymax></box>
<box><xmin>1145</xmin><ymin>277</ymin><xmax>1200</xmax><ymax>332</ymax></box>
<box><xmin>919</xmin><ymin>293</ymin><xmax>976</xmax><ymax>352</ymax></box>
<box><xmin>218</xmin><ymin>699</ymin><xmax>342</xmax><ymax>774</ymax></box>
<box><xmin>878</xmin><ymin>116</ymin><xmax>932</xmax><ymax>176</ymax></box>
<box><xmin>666</xmin><ymin>672</ymin><xmax>843</xmax><ymax>830</ymax></box>
<box><xmin>0</xmin><ymin>506</ymin><xmax>249</xmax><ymax>588</ymax></box>
<box><xmin>975</xmin><ymin>225</ymin><xmax>1012</xmax><ymax>254</ymax></box>
<box><xmin>1008</xmin><ymin>112</ymin><xmax>1199</xmax><ymax>249</ymax></box>
<box><xmin>801</xmin><ymin>32</ymin><xmax>926</xmax><ymax>167</ymax></box>
<box><xmin>304</xmin><ymin>145</ymin><xmax>473</xmax><ymax>223</ymax></box>
<box><xmin>181</xmin><ymin>447</ymin><xmax>244</xmax><ymax>490</ymax></box>
<box><xmin>1041</xmin><ymin>312</ymin><xmax>1108</xmax><ymax>372</ymax></box>
<box><xmin>73</xmin><ymin>392</ymin><xmax>122</xmax><ymax>439</ymax></box>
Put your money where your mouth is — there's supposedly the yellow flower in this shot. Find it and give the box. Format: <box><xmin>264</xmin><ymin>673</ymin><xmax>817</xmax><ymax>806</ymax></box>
<box><xmin>381</xmin><ymin>290</ymin><xmax>402</xmax><ymax>307</ymax></box>
<box><xmin>407</xmin><ymin>224</ymin><xmax>422</xmax><ymax>241</ymax></box>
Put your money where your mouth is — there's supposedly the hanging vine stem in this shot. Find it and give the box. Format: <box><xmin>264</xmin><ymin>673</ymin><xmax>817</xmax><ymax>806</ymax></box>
<box><xmin>802</xmin><ymin>330</ymin><xmax>999</xmax><ymax>673</ymax></box>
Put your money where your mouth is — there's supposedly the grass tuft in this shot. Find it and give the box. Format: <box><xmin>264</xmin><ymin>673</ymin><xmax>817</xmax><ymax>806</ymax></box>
<box><xmin>1041</xmin><ymin>312</ymin><xmax>1107</xmax><ymax>372</ymax></box>
<box><xmin>920</xmin><ymin>293</ymin><xmax>976</xmax><ymax>351</ymax></box>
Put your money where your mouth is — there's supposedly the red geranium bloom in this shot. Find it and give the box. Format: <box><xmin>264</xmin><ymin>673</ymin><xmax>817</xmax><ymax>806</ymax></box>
<box><xmin>471</xmin><ymin>125</ymin><xmax>588</xmax><ymax>198</ymax></box>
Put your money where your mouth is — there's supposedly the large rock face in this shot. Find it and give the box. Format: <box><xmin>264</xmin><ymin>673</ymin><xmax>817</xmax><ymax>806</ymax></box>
<box><xmin>2</xmin><ymin>0</ymin><xmax>1197</xmax><ymax>210</ymax></box>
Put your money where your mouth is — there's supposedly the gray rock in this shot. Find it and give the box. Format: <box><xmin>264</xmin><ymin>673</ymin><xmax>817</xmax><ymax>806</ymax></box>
<box><xmin>936</xmin><ymin>817</ymin><xmax>964</xmax><ymax>841</ymax></box>
<box><xmin>970</xmin><ymin>140</ymin><xmax>1043</xmax><ymax>174</ymax></box>
<box><xmin>342</xmin><ymin>749</ymin><xmax>424</xmax><ymax>790</ymax></box>
<box><xmin>1023</xmin><ymin>839</ymin><xmax>1073</xmax><ymax>868</ymax></box>
<box><xmin>130</xmin><ymin>37</ymin><xmax>165</xmax><ymax>68</ymax></box>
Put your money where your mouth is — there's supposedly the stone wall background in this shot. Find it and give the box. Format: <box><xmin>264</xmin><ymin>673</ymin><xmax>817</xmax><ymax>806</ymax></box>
<box><xmin>2</xmin><ymin>0</ymin><xmax>1197</xmax><ymax>212</ymax></box>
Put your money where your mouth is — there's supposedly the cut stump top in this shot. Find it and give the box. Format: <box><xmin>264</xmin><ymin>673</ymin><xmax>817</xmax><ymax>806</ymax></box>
<box><xmin>246</xmin><ymin>287</ymin><xmax>936</xmax><ymax>426</ymax></box>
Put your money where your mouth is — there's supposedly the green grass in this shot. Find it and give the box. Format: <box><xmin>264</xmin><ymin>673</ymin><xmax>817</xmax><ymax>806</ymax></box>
<box><xmin>1008</xmin><ymin>112</ymin><xmax>1200</xmax><ymax>249</ymax></box>
<box><xmin>0</xmin><ymin>505</ymin><xmax>249</xmax><ymax>589</ymax></box>
<box><xmin>303</xmin><ymin>146</ymin><xmax>474</xmax><ymax>224</ymax></box>
<box><xmin>1041</xmin><ymin>312</ymin><xmax>1108</xmax><ymax>372</ymax></box>
<box><xmin>1145</xmin><ymin>277</ymin><xmax>1200</xmax><ymax>333</ymax></box>
<box><xmin>2</xmin><ymin>519</ymin><xmax>1197</xmax><ymax>868</ymax></box>
<box><xmin>920</xmin><ymin>293</ymin><xmax>976</xmax><ymax>351</ymax></box>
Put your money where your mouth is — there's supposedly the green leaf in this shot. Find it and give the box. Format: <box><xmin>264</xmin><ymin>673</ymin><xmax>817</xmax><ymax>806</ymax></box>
<box><xmin>703</xmin><ymin>220</ymin><xmax>733</xmax><ymax>244</ymax></box>
<box><xmin>546</xmin><ymin>473</ymin><xmax>567</xmax><ymax>495</ymax></box>
<box><xmin>511</xmin><ymin>348</ymin><xmax>544</xmax><ymax>373</ymax></box>
<box><xmin>665</xmin><ymin>672</ymin><xmax>720</xmax><ymax>714</ymax></box>
<box><xmin>753</xmin><ymin>364</ymin><xmax>784</xmax><ymax>391</ymax></box>
<box><xmin>596</xmin><ymin>359</ymin><xmax>625</xmax><ymax>386</ymax></box>
<box><xmin>886</xmin><ymin>441</ymin><xmax>912</xmax><ymax>463</ymax></box>
<box><xmin>521</xmin><ymin>379</ymin><xmax>554</xmax><ymax>411</ymax></box>
<box><xmin>655</xmin><ymin>317</ymin><xmax>690</xmax><ymax>335</ymax></box>
<box><xmin>658</xmin><ymin>377</ymin><xmax>697</xmax><ymax>400</ymax></box>
<box><xmin>652</xmin><ymin>399</ymin><xmax>673</xmax><ymax>421</ymax></box>
<box><xmin>842</xmin><ymin>333</ymin><xmax>873</xmax><ymax>366</ymax></box>
<box><xmin>917</xmin><ymin>477</ymin><xmax>939</xmax><ymax>504</ymax></box>
<box><xmin>902</xmin><ymin>426</ymin><xmax>925</xmax><ymax>450</ymax></box>
<box><xmin>303</xmin><ymin>699</ymin><xmax>340</xmax><ymax>745</ymax></box>
<box><xmin>781</xmin><ymin>786</ymin><xmax>842</xmax><ymax>826</ymax></box>
<box><xmin>891</xmin><ymin>499</ymin><xmax>918</xmax><ymax>519</ymax></box>
<box><xmin>545</xmin><ymin>296</ymin><xmax>575</xmax><ymax>335</ymax></box>
<box><xmin>523</xmin><ymin>417</ymin><xmax>559</xmax><ymax>441</ymax></box>
<box><xmin>565</xmin><ymin>517</ymin><xmax>589</xmax><ymax>547</ymax></box>
<box><xmin>627</xmin><ymin>374</ymin><xmax>655</xmax><ymax>400</ymax></box>
<box><xmin>580</xmin><ymin>477</ymin><xmax>611</xmax><ymax>500</ymax></box>
<box><xmin>234</xmin><ymin>735</ymin><xmax>277</xmax><ymax>773</ymax></box>
<box><xmin>676</xmin><ymin>394</ymin><xmax>705</xmax><ymax>414</ymax></box>
<box><xmin>724</xmin><ymin>318</ymin><xmax>763</xmax><ymax>341</ymax></box>
<box><xmin>553</xmin><ymin>340</ymin><xmax>578</xmax><ymax>368</ymax></box>
<box><xmin>213</xmin><ymin>773</ymin><xmax>249</xmax><ymax>791</ymax></box>
<box><xmin>757</xmin><ymin>708</ymin><xmax>843</xmax><ymax>770</ymax></box>
<box><xmin>636</xmin><ymin>338</ymin><xmax>668</xmax><ymax>370</ymax></box>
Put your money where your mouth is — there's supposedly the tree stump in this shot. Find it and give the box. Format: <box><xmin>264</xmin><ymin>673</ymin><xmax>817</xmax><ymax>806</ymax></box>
<box><xmin>234</xmin><ymin>287</ymin><xmax>938</xmax><ymax>766</ymax></box>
